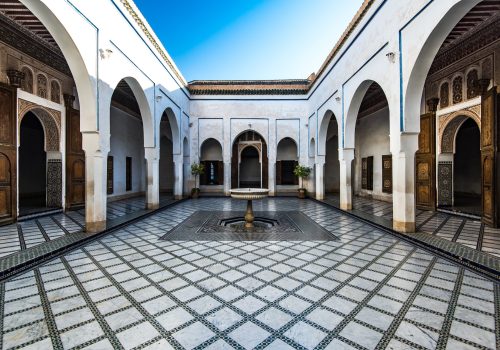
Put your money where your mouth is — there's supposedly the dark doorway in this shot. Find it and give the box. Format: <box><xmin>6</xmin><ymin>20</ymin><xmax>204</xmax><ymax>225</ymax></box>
<box><xmin>19</xmin><ymin>112</ymin><xmax>47</xmax><ymax>215</ymax></box>
<box><xmin>453</xmin><ymin>118</ymin><xmax>481</xmax><ymax>216</ymax></box>
<box><xmin>239</xmin><ymin>146</ymin><xmax>261</xmax><ymax>188</ymax></box>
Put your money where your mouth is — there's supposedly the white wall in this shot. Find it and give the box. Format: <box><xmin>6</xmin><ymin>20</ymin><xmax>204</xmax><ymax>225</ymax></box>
<box><xmin>109</xmin><ymin>106</ymin><xmax>145</xmax><ymax>199</ymax></box>
<box><xmin>354</xmin><ymin>107</ymin><xmax>391</xmax><ymax>201</ymax></box>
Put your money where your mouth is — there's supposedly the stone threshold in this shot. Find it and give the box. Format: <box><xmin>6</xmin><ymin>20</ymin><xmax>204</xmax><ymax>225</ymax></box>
<box><xmin>314</xmin><ymin>198</ymin><xmax>500</xmax><ymax>281</ymax></box>
<box><xmin>0</xmin><ymin>198</ymin><xmax>187</xmax><ymax>282</ymax></box>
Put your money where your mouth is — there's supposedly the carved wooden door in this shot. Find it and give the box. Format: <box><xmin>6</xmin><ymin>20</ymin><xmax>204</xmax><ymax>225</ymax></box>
<box><xmin>481</xmin><ymin>87</ymin><xmax>499</xmax><ymax>227</ymax></box>
<box><xmin>65</xmin><ymin>102</ymin><xmax>85</xmax><ymax>209</ymax></box>
<box><xmin>416</xmin><ymin>113</ymin><xmax>436</xmax><ymax>210</ymax></box>
<box><xmin>0</xmin><ymin>83</ymin><xmax>16</xmax><ymax>225</ymax></box>
<box><xmin>382</xmin><ymin>155</ymin><xmax>392</xmax><ymax>194</ymax></box>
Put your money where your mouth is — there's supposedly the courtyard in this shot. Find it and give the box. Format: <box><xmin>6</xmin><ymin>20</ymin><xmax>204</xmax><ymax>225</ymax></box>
<box><xmin>0</xmin><ymin>198</ymin><xmax>498</xmax><ymax>350</ymax></box>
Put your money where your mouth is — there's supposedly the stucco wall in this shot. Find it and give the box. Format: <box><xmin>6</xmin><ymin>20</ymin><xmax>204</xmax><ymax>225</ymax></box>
<box><xmin>109</xmin><ymin>106</ymin><xmax>145</xmax><ymax>199</ymax></box>
<box><xmin>354</xmin><ymin>107</ymin><xmax>391</xmax><ymax>201</ymax></box>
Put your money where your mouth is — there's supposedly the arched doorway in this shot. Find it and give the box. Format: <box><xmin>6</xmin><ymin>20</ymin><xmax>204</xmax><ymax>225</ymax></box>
<box><xmin>108</xmin><ymin>79</ymin><xmax>146</xmax><ymax>204</ymax></box>
<box><xmin>455</xmin><ymin>118</ymin><xmax>481</xmax><ymax>214</ymax></box>
<box><xmin>159</xmin><ymin>111</ymin><xmax>175</xmax><ymax>196</ymax></box>
<box><xmin>324</xmin><ymin>116</ymin><xmax>340</xmax><ymax>195</ymax></box>
<box><xmin>352</xmin><ymin>82</ymin><xmax>392</xmax><ymax>202</ymax></box>
<box><xmin>19</xmin><ymin>112</ymin><xmax>46</xmax><ymax>215</ymax></box>
<box><xmin>231</xmin><ymin>131</ymin><xmax>268</xmax><ymax>189</ymax></box>
<box><xmin>276</xmin><ymin>138</ymin><xmax>298</xmax><ymax>193</ymax></box>
<box><xmin>200</xmin><ymin>138</ymin><xmax>223</xmax><ymax>192</ymax></box>
<box><xmin>439</xmin><ymin>116</ymin><xmax>482</xmax><ymax>216</ymax></box>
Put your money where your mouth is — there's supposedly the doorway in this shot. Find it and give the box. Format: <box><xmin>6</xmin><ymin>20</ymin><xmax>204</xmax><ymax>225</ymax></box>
<box><xmin>19</xmin><ymin>112</ymin><xmax>47</xmax><ymax>215</ymax></box>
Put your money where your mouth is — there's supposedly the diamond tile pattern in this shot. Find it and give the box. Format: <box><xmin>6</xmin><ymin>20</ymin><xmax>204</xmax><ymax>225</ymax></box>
<box><xmin>0</xmin><ymin>198</ymin><xmax>498</xmax><ymax>349</ymax></box>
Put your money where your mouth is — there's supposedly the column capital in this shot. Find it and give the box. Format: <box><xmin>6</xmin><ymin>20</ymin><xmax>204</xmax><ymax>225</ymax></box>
<box><xmin>426</xmin><ymin>98</ymin><xmax>439</xmax><ymax>112</ymax></box>
<box><xmin>6</xmin><ymin>69</ymin><xmax>24</xmax><ymax>87</ymax></box>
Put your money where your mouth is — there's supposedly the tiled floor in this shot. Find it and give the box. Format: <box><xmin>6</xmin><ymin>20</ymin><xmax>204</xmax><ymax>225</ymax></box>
<box><xmin>0</xmin><ymin>198</ymin><xmax>498</xmax><ymax>349</ymax></box>
<box><xmin>0</xmin><ymin>195</ymin><xmax>175</xmax><ymax>259</ymax></box>
<box><xmin>324</xmin><ymin>194</ymin><xmax>500</xmax><ymax>258</ymax></box>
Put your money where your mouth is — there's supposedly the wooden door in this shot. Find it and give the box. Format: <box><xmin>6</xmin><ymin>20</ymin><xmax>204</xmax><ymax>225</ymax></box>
<box><xmin>382</xmin><ymin>155</ymin><xmax>392</xmax><ymax>194</ymax></box>
<box><xmin>416</xmin><ymin>113</ymin><xmax>436</xmax><ymax>210</ymax></box>
<box><xmin>0</xmin><ymin>83</ymin><xmax>16</xmax><ymax>225</ymax></box>
<box><xmin>65</xmin><ymin>97</ymin><xmax>85</xmax><ymax>209</ymax></box>
<box><xmin>481</xmin><ymin>87</ymin><xmax>499</xmax><ymax>226</ymax></box>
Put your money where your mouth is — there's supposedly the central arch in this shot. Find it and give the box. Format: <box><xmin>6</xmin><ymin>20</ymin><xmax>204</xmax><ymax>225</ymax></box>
<box><xmin>231</xmin><ymin>130</ymin><xmax>268</xmax><ymax>189</ymax></box>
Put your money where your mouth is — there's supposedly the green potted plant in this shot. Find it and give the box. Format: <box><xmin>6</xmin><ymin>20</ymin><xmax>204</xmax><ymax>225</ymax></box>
<box><xmin>294</xmin><ymin>164</ymin><xmax>312</xmax><ymax>199</ymax></box>
<box><xmin>191</xmin><ymin>163</ymin><xmax>205</xmax><ymax>199</ymax></box>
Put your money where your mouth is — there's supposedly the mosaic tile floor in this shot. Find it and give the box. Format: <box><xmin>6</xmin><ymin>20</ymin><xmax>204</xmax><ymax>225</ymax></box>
<box><xmin>0</xmin><ymin>198</ymin><xmax>498</xmax><ymax>349</ymax></box>
<box><xmin>324</xmin><ymin>194</ymin><xmax>500</xmax><ymax>258</ymax></box>
<box><xmin>0</xmin><ymin>195</ymin><xmax>175</xmax><ymax>259</ymax></box>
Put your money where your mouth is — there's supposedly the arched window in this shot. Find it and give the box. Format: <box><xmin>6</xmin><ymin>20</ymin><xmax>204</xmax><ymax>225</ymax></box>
<box><xmin>440</xmin><ymin>82</ymin><xmax>449</xmax><ymax>108</ymax></box>
<box><xmin>50</xmin><ymin>80</ymin><xmax>61</xmax><ymax>104</ymax></box>
<box><xmin>37</xmin><ymin>74</ymin><xmax>48</xmax><ymax>99</ymax></box>
<box><xmin>21</xmin><ymin>67</ymin><xmax>33</xmax><ymax>93</ymax></box>
<box><xmin>467</xmin><ymin>70</ymin><xmax>479</xmax><ymax>99</ymax></box>
<box><xmin>452</xmin><ymin>76</ymin><xmax>463</xmax><ymax>104</ymax></box>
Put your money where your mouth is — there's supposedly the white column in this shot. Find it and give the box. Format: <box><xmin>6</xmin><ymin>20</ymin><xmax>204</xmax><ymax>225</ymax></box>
<box><xmin>222</xmin><ymin>162</ymin><xmax>230</xmax><ymax>195</ymax></box>
<box><xmin>82</xmin><ymin>132</ymin><xmax>109</xmax><ymax>233</ymax></box>
<box><xmin>339</xmin><ymin>148</ymin><xmax>355</xmax><ymax>210</ymax></box>
<box><xmin>315</xmin><ymin>156</ymin><xmax>325</xmax><ymax>200</ymax></box>
<box><xmin>268</xmin><ymin>154</ymin><xmax>276</xmax><ymax>196</ymax></box>
<box><xmin>145</xmin><ymin>147</ymin><xmax>159</xmax><ymax>209</ymax></box>
<box><xmin>173</xmin><ymin>154</ymin><xmax>183</xmax><ymax>199</ymax></box>
<box><xmin>392</xmin><ymin>133</ymin><xmax>419</xmax><ymax>233</ymax></box>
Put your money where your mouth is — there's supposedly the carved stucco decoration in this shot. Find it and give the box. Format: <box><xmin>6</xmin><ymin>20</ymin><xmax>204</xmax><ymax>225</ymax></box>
<box><xmin>238</xmin><ymin>142</ymin><xmax>262</xmax><ymax>163</ymax></box>
<box><xmin>18</xmin><ymin>99</ymin><xmax>61</xmax><ymax>152</ymax></box>
<box><xmin>452</xmin><ymin>76</ymin><xmax>463</xmax><ymax>104</ymax></box>
<box><xmin>467</xmin><ymin>69</ymin><xmax>479</xmax><ymax>99</ymax></box>
<box><xmin>439</xmin><ymin>105</ymin><xmax>481</xmax><ymax>154</ymax></box>
<box><xmin>37</xmin><ymin>74</ymin><xmax>47</xmax><ymax>99</ymax></box>
<box><xmin>440</xmin><ymin>82</ymin><xmax>449</xmax><ymax>108</ymax></box>
<box><xmin>21</xmin><ymin>67</ymin><xmax>33</xmax><ymax>93</ymax></box>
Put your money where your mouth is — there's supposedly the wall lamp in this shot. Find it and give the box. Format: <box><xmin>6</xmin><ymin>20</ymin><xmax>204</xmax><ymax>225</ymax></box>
<box><xmin>386</xmin><ymin>52</ymin><xmax>396</xmax><ymax>63</ymax></box>
<box><xmin>99</xmin><ymin>48</ymin><xmax>113</xmax><ymax>60</ymax></box>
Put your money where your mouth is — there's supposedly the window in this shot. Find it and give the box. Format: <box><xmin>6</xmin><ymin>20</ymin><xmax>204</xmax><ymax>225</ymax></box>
<box><xmin>107</xmin><ymin>156</ymin><xmax>113</xmax><ymax>194</ymax></box>
<box><xmin>126</xmin><ymin>157</ymin><xmax>132</xmax><ymax>191</ymax></box>
<box><xmin>361</xmin><ymin>156</ymin><xmax>373</xmax><ymax>191</ymax></box>
<box><xmin>201</xmin><ymin>161</ymin><xmax>223</xmax><ymax>185</ymax></box>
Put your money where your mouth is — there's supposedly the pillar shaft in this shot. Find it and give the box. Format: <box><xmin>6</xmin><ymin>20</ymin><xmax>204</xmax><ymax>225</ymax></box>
<box><xmin>392</xmin><ymin>134</ymin><xmax>419</xmax><ymax>233</ymax></box>
<box><xmin>173</xmin><ymin>154</ymin><xmax>184</xmax><ymax>199</ymax></box>
<box><xmin>145</xmin><ymin>147</ymin><xmax>159</xmax><ymax>210</ymax></box>
<box><xmin>315</xmin><ymin>156</ymin><xmax>325</xmax><ymax>200</ymax></box>
<box><xmin>339</xmin><ymin>148</ymin><xmax>355</xmax><ymax>210</ymax></box>
<box><xmin>82</xmin><ymin>132</ymin><xmax>109</xmax><ymax>233</ymax></box>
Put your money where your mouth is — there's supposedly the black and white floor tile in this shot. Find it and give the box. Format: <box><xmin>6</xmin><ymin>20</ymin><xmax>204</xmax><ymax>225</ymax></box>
<box><xmin>0</xmin><ymin>195</ymin><xmax>175</xmax><ymax>259</ymax></box>
<box><xmin>0</xmin><ymin>198</ymin><xmax>498</xmax><ymax>349</ymax></box>
<box><xmin>324</xmin><ymin>195</ymin><xmax>500</xmax><ymax>258</ymax></box>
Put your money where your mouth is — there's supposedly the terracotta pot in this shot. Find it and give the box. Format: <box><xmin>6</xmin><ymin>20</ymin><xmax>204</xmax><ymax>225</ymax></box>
<box><xmin>191</xmin><ymin>188</ymin><xmax>200</xmax><ymax>199</ymax></box>
<box><xmin>298</xmin><ymin>188</ymin><xmax>306</xmax><ymax>199</ymax></box>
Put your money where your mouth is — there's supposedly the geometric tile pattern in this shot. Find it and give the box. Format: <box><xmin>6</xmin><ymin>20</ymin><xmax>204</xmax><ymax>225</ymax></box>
<box><xmin>324</xmin><ymin>194</ymin><xmax>500</xmax><ymax>259</ymax></box>
<box><xmin>0</xmin><ymin>195</ymin><xmax>175</xmax><ymax>259</ymax></box>
<box><xmin>161</xmin><ymin>211</ymin><xmax>338</xmax><ymax>241</ymax></box>
<box><xmin>0</xmin><ymin>198</ymin><xmax>498</xmax><ymax>349</ymax></box>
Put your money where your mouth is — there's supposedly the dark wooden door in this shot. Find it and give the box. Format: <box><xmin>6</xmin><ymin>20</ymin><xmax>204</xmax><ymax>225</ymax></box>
<box><xmin>416</xmin><ymin>113</ymin><xmax>436</xmax><ymax>210</ymax></box>
<box><xmin>481</xmin><ymin>87</ymin><xmax>499</xmax><ymax>226</ymax></box>
<box><xmin>382</xmin><ymin>155</ymin><xmax>392</xmax><ymax>194</ymax></box>
<box><xmin>65</xmin><ymin>98</ymin><xmax>85</xmax><ymax>209</ymax></box>
<box><xmin>0</xmin><ymin>83</ymin><xmax>16</xmax><ymax>225</ymax></box>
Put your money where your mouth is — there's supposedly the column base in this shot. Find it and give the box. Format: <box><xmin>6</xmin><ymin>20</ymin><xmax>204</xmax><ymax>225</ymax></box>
<box><xmin>86</xmin><ymin>221</ymin><xmax>106</xmax><ymax>233</ymax></box>
<box><xmin>393</xmin><ymin>220</ymin><xmax>416</xmax><ymax>233</ymax></box>
<box><xmin>340</xmin><ymin>202</ymin><xmax>352</xmax><ymax>211</ymax></box>
<box><xmin>174</xmin><ymin>195</ymin><xmax>184</xmax><ymax>200</ymax></box>
<box><xmin>147</xmin><ymin>203</ymin><xmax>159</xmax><ymax>210</ymax></box>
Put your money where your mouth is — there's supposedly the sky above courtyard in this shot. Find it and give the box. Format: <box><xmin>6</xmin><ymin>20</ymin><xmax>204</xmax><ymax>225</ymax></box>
<box><xmin>133</xmin><ymin>0</ymin><xmax>364</xmax><ymax>82</ymax></box>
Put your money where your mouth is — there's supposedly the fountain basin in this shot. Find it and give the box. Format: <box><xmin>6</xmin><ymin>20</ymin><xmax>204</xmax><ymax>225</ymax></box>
<box><xmin>230</xmin><ymin>188</ymin><xmax>269</xmax><ymax>228</ymax></box>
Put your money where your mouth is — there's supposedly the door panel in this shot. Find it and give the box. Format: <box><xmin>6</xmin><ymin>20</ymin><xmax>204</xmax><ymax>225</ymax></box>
<box><xmin>416</xmin><ymin>113</ymin><xmax>436</xmax><ymax>210</ymax></box>
<box><xmin>481</xmin><ymin>87</ymin><xmax>499</xmax><ymax>226</ymax></box>
<box><xmin>65</xmin><ymin>102</ymin><xmax>85</xmax><ymax>209</ymax></box>
<box><xmin>382</xmin><ymin>155</ymin><xmax>392</xmax><ymax>194</ymax></box>
<box><xmin>0</xmin><ymin>83</ymin><xmax>16</xmax><ymax>225</ymax></box>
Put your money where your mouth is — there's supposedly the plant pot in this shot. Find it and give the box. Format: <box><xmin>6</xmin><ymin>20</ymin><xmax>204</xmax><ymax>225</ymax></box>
<box><xmin>191</xmin><ymin>188</ymin><xmax>200</xmax><ymax>199</ymax></box>
<box><xmin>298</xmin><ymin>188</ymin><xmax>306</xmax><ymax>199</ymax></box>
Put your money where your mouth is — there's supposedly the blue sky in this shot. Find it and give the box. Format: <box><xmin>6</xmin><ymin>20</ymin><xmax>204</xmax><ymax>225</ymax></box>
<box><xmin>133</xmin><ymin>0</ymin><xmax>364</xmax><ymax>81</ymax></box>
